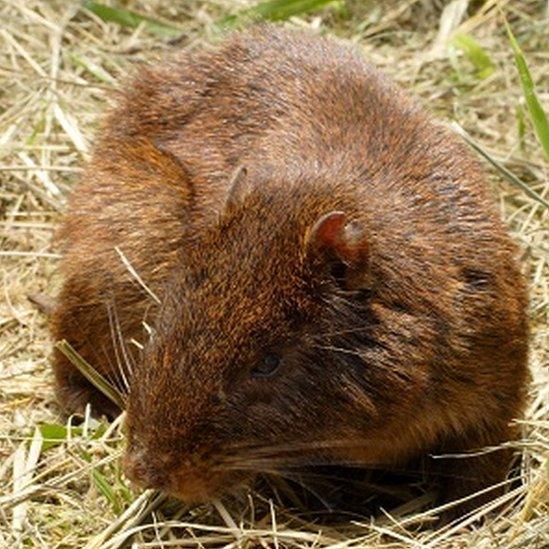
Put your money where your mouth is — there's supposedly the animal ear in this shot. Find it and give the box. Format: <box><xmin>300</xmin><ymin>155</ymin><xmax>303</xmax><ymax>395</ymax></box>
<box><xmin>306</xmin><ymin>211</ymin><xmax>370</xmax><ymax>289</ymax></box>
<box><xmin>225</xmin><ymin>165</ymin><xmax>252</xmax><ymax>210</ymax></box>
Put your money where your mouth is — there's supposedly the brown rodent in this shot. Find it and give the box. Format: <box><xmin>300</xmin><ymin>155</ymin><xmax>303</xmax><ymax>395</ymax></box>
<box><xmin>51</xmin><ymin>25</ymin><xmax>529</xmax><ymax>518</ymax></box>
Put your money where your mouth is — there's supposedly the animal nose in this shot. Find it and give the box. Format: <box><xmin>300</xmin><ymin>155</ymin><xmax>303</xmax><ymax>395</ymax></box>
<box><xmin>123</xmin><ymin>449</ymin><xmax>169</xmax><ymax>490</ymax></box>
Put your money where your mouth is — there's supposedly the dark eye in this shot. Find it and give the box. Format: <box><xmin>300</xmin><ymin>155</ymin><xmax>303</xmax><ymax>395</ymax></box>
<box><xmin>251</xmin><ymin>354</ymin><xmax>281</xmax><ymax>378</ymax></box>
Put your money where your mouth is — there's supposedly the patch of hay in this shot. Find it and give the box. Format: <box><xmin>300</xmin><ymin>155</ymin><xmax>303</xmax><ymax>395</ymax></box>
<box><xmin>1</xmin><ymin>1</ymin><xmax>547</xmax><ymax>547</ymax></box>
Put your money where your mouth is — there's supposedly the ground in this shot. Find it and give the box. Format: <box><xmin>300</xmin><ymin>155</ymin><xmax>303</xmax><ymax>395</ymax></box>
<box><xmin>0</xmin><ymin>0</ymin><xmax>547</xmax><ymax>547</ymax></box>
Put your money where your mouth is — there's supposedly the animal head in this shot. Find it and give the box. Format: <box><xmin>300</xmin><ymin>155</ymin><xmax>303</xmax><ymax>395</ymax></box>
<box><xmin>123</xmin><ymin>166</ymin><xmax>395</xmax><ymax>502</ymax></box>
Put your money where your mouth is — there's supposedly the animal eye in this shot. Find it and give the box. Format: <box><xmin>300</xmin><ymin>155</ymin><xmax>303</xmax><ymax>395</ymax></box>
<box><xmin>251</xmin><ymin>354</ymin><xmax>281</xmax><ymax>378</ymax></box>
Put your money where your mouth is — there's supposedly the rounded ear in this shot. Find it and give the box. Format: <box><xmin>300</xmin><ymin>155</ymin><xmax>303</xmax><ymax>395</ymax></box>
<box><xmin>307</xmin><ymin>211</ymin><xmax>368</xmax><ymax>264</ymax></box>
<box><xmin>225</xmin><ymin>165</ymin><xmax>252</xmax><ymax>211</ymax></box>
<box><xmin>306</xmin><ymin>211</ymin><xmax>370</xmax><ymax>289</ymax></box>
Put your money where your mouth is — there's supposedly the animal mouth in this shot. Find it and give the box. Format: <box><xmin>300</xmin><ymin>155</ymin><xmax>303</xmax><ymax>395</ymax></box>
<box><xmin>170</xmin><ymin>466</ymin><xmax>249</xmax><ymax>504</ymax></box>
<box><xmin>123</xmin><ymin>441</ymin><xmax>250</xmax><ymax>503</ymax></box>
<box><xmin>170</xmin><ymin>472</ymin><xmax>220</xmax><ymax>503</ymax></box>
<box><xmin>124</xmin><ymin>457</ymin><xmax>234</xmax><ymax>503</ymax></box>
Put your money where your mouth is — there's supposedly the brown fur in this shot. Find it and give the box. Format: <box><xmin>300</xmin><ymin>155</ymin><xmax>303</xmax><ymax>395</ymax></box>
<box><xmin>50</xmin><ymin>26</ymin><xmax>529</xmax><ymax>518</ymax></box>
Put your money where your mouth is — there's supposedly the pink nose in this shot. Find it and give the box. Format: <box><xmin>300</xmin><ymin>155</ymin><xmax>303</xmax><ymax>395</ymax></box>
<box><xmin>123</xmin><ymin>450</ymin><xmax>169</xmax><ymax>490</ymax></box>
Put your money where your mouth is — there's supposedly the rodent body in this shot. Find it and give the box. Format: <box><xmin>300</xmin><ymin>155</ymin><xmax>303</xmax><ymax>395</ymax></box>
<box><xmin>51</xmin><ymin>26</ymin><xmax>528</xmax><ymax>517</ymax></box>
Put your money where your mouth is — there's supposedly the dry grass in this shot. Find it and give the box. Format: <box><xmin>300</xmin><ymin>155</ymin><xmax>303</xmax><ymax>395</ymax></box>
<box><xmin>0</xmin><ymin>0</ymin><xmax>547</xmax><ymax>547</ymax></box>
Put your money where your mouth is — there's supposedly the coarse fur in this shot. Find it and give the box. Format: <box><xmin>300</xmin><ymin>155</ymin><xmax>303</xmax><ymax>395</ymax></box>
<box><xmin>50</xmin><ymin>25</ymin><xmax>529</xmax><ymax>519</ymax></box>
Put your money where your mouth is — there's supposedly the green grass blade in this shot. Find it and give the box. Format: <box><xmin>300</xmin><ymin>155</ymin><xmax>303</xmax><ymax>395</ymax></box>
<box><xmin>39</xmin><ymin>423</ymin><xmax>80</xmax><ymax>451</ymax></box>
<box><xmin>69</xmin><ymin>53</ymin><xmax>115</xmax><ymax>84</ymax></box>
<box><xmin>70</xmin><ymin>53</ymin><xmax>116</xmax><ymax>85</ymax></box>
<box><xmin>83</xmin><ymin>1</ymin><xmax>182</xmax><ymax>38</ymax></box>
<box><xmin>39</xmin><ymin>420</ymin><xmax>107</xmax><ymax>451</ymax></box>
<box><xmin>219</xmin><ymin>0</ymin><xmax>339</xmax><ymax>27</ymax></box>
<box><xmin>55</xmin><ymin>340</ymin><xmax>125</xmax><ymax>410</ymax></box>
<box><xmin>92</xmin><ymin>469</ymin><xmax>122</xmax><ymax>513</ymax></box>
<box><xmin>505</xmin><ymin>21</ymin><xmax>549</xmax><ymax>160</ymax></box>
<box><xmin>451</xmin><ymin>122</ymin><xmax>549</xmax><ymax>209</ymax></box>
<box><xmin>515</xmin><ymin>104</ymin><xmax>526</xmax><ymax>152</ymax></box>
<box><xmin>451</xmin><ymin>34</ymin><xmax>494</xmax><ymax>78</ymax></box>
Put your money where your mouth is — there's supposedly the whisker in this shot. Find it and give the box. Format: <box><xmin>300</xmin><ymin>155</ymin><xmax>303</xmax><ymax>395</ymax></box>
<box><xmin>105</xmin><ymin>300</ymin><xmax>131</xmax><ymax>395</ymax></box>
<box><xmin>216</xmin><ymin>440</ymin><xmax>381</xmax><ymax>474</ymax></box>
<box><xmin>115</xmin><ymin>245</ymin><xmax>161</xmax><ymax>304</ymax></box>
<box><xmin>107</xmin><ymin>302</ymin><xmax>129</xmax><ymax>393</ymax></box>
<box><xmin>98</xmin><ymin>338</ymin><xmax>128</xmax><ymax>398</ymax></box>
<box><xmin>216</xmin><ymin>452</ymin><xmax>517</xmax><ymax>486</ymax></box>
<box><xmin>111</xmin><ymin>300</ymin><xmax>136</xmax><ymax>376</ymax></box>
<box><xmin>310</xmin><ymin>343</ymin><xmax>366</xmax><ymax>358</ymax></box>
<box><xmin>315</xmin><ymin>326</ymin><xmax>371</xmax><ymax>338</ymax></box>
<box><xmin>214</xmin><ymin>453</ymin><xmax>385</xmax><ymax>474</ymax></box>
<box><xmin>224</xmin><ymin>437</ymin><xmax>370</xmax><ymax>456</ymax></box>
<box><xmin>263</xmin><ymin>469</ymin><xmax>335</xmax><ymax>511</ymax></box>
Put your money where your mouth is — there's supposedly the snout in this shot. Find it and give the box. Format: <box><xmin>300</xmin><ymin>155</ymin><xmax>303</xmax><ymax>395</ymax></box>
<box><xmin>123</xmin><ymin>449</ymin><xmax>170</xmax><ymax>491</ymax></box>
<box><xmin>123</xmin><ymin>446</ymin><xmax>235</xmax><ymax>503</ymax></box>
